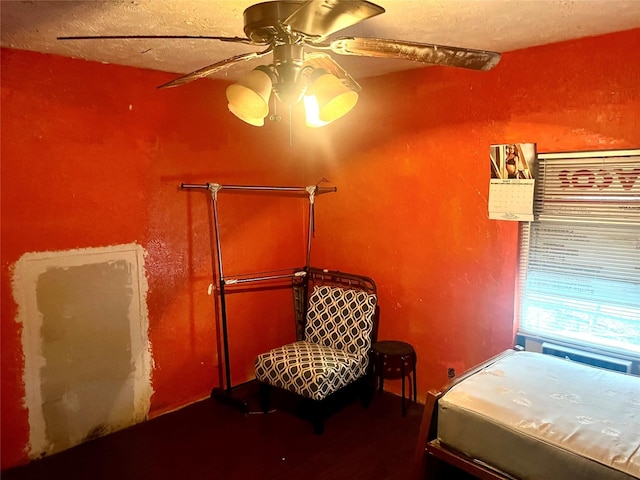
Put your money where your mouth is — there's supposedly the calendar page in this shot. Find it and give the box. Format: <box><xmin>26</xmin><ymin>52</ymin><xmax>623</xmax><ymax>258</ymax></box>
<box><xmin>489</xmin><ymin>143</ymin><xmax>537</xmax><ymax>221</ymax></box>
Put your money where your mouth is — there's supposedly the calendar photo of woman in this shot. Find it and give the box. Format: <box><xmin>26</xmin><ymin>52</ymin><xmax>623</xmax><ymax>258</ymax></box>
<box><xmin>490</xmin><ymin>143</ymin><xmax>536</xmax><ymax>179</ymax></box>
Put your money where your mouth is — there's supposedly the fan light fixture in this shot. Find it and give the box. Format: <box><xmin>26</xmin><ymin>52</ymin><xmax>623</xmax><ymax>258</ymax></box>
<box><xmin>226</xmin><ymin>64</ymin><xmax>358</xmax><ymax>128</ymax></box>
<box><xmin>57</xmin><ymin>0</ymin><xmax>502</xmax><ymax>131</ymax></box>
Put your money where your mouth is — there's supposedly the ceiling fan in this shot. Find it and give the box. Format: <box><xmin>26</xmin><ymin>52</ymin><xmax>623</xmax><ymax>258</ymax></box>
<box><xmin>58</xmin><ymin>0</ymin><xmax>501</xmax><ymax>127</ymax></box>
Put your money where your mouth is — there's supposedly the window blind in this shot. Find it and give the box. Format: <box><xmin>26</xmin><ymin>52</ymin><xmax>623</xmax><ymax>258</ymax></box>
<box><xmin>518</xmin><ymin>149</ymin><xmax>640</xmax><ymax>355</ymax></box>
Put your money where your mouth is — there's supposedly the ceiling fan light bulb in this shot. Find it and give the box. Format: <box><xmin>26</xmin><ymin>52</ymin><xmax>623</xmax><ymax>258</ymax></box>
<box><xmin>225</xmin><ymin>68</ymin><xmax>272</xmax><ymax>119</ymax></box>
<box><xmin>303</xmin><ymin>95</ymin><xmax>330</xmax><ymax>128</ymax></box>
<box><xmin>312</xmin><ymin>73</ymin><xmax>358</xmax><ymax>123</ymax></box>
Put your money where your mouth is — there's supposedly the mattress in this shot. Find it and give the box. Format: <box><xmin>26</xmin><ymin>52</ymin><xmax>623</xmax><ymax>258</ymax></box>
<box><xmin>437</xmin><ymin>351</ymin><xmax>640</xmax><ymax>480</ymax></box>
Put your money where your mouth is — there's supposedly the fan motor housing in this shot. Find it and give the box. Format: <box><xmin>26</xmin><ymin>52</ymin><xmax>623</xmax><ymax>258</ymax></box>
<box><xmin>243</xmin><ymin>1</ymin><xmax>304</xmax><ymax>43</ymax></box>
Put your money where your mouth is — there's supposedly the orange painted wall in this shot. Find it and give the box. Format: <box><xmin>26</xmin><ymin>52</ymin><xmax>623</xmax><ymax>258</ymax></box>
<box><xmin>0</xmin><ymin>49</ymin><xmax>309</xmax><ymax>468</ymax></box>
<box><xmin>301</xmin><ymin>28</ymin><xmax>640</xmax><ymax>397</ymax></box>
<box><xmin>2</xmin><ymin>28</ymin><xmax>639</xmax><ymax>470</ymax></box>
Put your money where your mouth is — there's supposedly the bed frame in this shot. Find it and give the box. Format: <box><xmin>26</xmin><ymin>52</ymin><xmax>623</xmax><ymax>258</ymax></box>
<box><xmin>411</xmin><ymin>348</ymin><xmax>640</xmax><ymax>480</ymax></box>
<box><xmin>412</xmin><ymin>349</ymin><xmax>519</xmax><ymax>480</ymax></box>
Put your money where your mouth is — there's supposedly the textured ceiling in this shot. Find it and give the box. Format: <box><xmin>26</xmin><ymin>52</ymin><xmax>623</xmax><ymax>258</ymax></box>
<box><xmin>2</xmin><ymin>0</ymin><xmax>640</xmax><ymax>84</ymax></box>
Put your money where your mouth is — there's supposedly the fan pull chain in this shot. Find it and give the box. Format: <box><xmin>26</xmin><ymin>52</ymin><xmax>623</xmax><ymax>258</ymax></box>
<box><xmin>289</xmin><ymin>105</ymin><xmax>293</xmax><ymax>147</ymax></box>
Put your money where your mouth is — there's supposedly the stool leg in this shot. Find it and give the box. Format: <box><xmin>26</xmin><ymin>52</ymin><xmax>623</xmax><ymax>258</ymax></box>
<box><xmin>412</xmin><ymin>354</ymin><xmax>417</xmax><ymax>403</ymax></box>
<box><xmin>401</xmin><ymin>355</ymin><xmax>406</xmax><ymax>417</ymax></box>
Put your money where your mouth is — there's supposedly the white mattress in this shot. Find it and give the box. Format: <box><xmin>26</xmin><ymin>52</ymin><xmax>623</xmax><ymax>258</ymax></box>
<box><xmin>438</xmin><ymin>351</ymin><xmax>640</xmax><ymax>480</ymax></box>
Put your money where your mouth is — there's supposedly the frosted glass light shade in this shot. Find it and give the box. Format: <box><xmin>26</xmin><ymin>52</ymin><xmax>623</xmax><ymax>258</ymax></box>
<box><xmin>227</xmin><ymin>103</ymin><xmax>264</xmax><ymax>127</ymax></box>
<box><xmin>226</xmin><ymin>68</ymin><xmax>272</xmax><ymax>124</ymax></box>
<box><xmin>312</xmin><ymin>73</ymin><xmax>358</xmax><ymax>123</ymax></box>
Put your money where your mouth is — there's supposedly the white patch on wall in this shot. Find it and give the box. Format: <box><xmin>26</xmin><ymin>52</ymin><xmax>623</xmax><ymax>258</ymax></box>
<box><xmin>12</xmin><ymin>243</ymin><xmax>153</xmax><ymax>458</ymax></box>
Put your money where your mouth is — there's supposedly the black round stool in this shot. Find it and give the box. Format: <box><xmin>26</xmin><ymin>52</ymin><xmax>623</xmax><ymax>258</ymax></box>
<box><xmin>372</xmin><ymin>340</ymin><xmax>417</xmax><ymax>416</ymax></box>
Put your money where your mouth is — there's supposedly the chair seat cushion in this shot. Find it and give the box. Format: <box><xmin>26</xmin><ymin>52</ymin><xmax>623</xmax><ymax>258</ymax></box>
<box><xmin>255</xmin><ymin>341</ymin><xmax>368</xmax><ymax>401</ymax></box>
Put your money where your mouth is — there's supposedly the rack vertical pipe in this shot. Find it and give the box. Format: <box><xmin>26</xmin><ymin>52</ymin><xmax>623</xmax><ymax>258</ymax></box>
<box><xmin>209</xmin><ymin>189</ymin><xmax>233</xmax><ymax>394</ymax></box>
<box><xmin>306</xmin><ymin>186</ymin><xmax>316</xmax><ymax>268</ymax></box>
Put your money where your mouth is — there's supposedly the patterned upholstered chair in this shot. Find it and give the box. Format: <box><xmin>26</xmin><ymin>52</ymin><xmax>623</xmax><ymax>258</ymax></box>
<box><xmin>254</xmin><ymin>267</ymin><xmax>379</xmax><ymax>434</ymax></box>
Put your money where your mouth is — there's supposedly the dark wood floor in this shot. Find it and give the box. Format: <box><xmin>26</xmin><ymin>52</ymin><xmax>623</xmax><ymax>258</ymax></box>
<box><xmin>3</xmin><ymin>385</ymin><xmax>426</xmax><ymax>480</ymax></box>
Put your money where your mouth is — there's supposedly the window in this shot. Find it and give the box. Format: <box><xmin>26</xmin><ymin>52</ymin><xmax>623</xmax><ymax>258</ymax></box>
<box><xmin>517</xmin><ymin>149</ymin><xmax>640</xmax><ymax>356</ymax></box>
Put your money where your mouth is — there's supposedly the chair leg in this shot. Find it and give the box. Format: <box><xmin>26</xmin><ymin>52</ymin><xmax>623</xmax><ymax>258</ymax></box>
<box><xmin>312</xmin><ymin>416</ymin><xmax>325</xmax><ymax>435</ymax></box>
<box><xmin>360</xmin><ymin>375</ymin><xmax>375</xmax><ymax>408</ymax></box>
<box><xmin>310</xmin><ymin>400</ymin><xmax>325</xmax><ymax>435</ymax></box>
<box><xmin>259</xmin><ymin>382</ymin><xmax>271</xmax><ymax>413</ymax></box>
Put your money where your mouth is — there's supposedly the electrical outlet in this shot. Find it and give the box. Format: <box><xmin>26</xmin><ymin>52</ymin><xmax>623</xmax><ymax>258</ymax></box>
<box><xmin>447</xmin><ymin>368</ymin><xmax>456</xmax><ymax>379</ymax></box>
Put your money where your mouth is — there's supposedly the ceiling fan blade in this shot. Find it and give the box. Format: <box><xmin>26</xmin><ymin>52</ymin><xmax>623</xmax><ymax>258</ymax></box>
<box><xmin>285</xmin><ymin>0</ymin><xmax>384</xmax><ymax>38</ymax></box>
<box><xmin>329</xmin><ymin>37</ymin><xmax>501</xmax><ymax>71</ymax></box>
<box><xmin>157</xmin><ymin>48</ymin><xmax>272</xmax><ymax>89</ymax></box>
<box><xmin>304</xmin><ymin>52</ymin><xmax>361</xmax><ymax>92</ymax></box>
<box><xmin>57</xmin><ymin>35</ymin><xmax>257</xmax><ymax>46</ymax></box>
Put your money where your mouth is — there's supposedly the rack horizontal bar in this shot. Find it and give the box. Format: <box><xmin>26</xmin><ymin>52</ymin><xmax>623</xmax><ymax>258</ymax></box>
<box><xmin>223</xmin><ymin>271</ymin><xmax>306</xmax><ymax>286</ymax></box>
<box><xmin>180</xmin><ymin>183</ymin><xmax>336</xmax><ymax>194</ymax></box>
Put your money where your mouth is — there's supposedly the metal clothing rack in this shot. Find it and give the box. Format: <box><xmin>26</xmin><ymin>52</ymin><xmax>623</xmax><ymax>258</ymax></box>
<box><xmin>180</xmin><ymin>182</ymin><xmax>336</xmax><ymax>412</ymax></box>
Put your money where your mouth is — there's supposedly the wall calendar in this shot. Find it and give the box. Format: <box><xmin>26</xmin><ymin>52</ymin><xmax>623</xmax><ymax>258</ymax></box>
<box><xmin>489</xmin><ymin>143</ymin><xmax>537</xmax><ymax>221</ymax></box>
